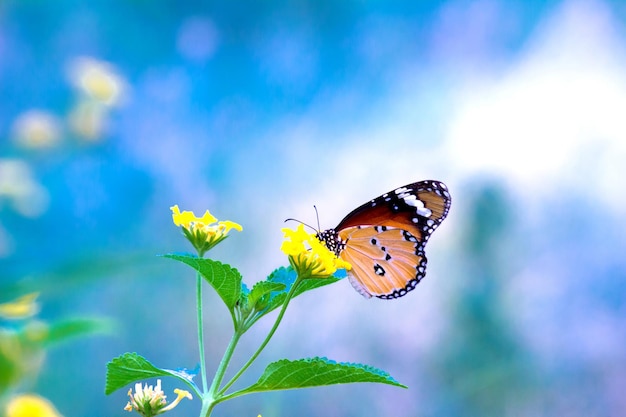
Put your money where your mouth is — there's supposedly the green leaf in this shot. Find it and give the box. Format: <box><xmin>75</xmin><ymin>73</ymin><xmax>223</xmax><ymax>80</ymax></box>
<box><xmin>263</xmin><ymin>267</ymin><xmax>341</xmax><ymax>314</ymax></box>
<box><xmin>0</xmin><ymin>331</ymin><xmax>25</xmax><ymax>396</ymax></box>
<box><xmin>236</xmin><ymin>281</ymin><xmax>286</xmax><ymax>329</ymax></box>
<box><xmin>292</xmin><ymin>276</ymin><xmax>341</xmax><ymax>298</ymax></box>
<box><xmin>242</xmin><ymin>357</ymin><xmax>406</xmax><ymax>393</ymax></box>
<box><xmin>164</xmin><ymin>254</ymin><xmax>242</xmax><ymax>310</ymax></box>
<box><xmin>248</xmin><ymin>281</ymin><xmax>286</xmax><ymax>310</ymax></box>
<box><xmin>43</xmin><ymin>317</ymin><xmax>113</xmax><ymax>346</ymax></box>
<box><xmin>105</xmin><ymin>352</ymin><xmax>199</xmax><ymax>395</ymax></box>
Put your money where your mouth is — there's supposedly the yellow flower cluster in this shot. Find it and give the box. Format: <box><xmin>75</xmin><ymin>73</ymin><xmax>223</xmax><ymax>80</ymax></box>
<box><xmin>5</xmin><ymin>394</ymin><xmax>62</xmax><ymax>417</ymax></box>
<box><xmin>124</xmin><ymin>380</ymin><xmax>192</xmax><ymax>416</ymax></box>
<box><xmin>71</xmin><ymin>57</ymin><xmax>124</xmax><ymax>106</ymax></box>
<box><xmin>281</xmin><ymin>224</ymin><xmax>351</xmax><ymax>279</ymax></box>
<box><xmin>68</xmin><ymin>57</ymin><xmax>126</xmax><ymax>141</ymax></box>
<box><xmin>0</xmin><ymin>293</ymin><xmax>40</xmax><ymax>319</ymax></box>
<box><xmin>170</xmin><ymin>205</ymin><xmax>242</xmax><ymax>256</ymax></box>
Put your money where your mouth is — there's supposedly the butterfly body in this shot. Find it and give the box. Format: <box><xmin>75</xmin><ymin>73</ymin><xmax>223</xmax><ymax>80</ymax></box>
<box><xmin>317</xmin><ymin>180</ymin><xmax>451</xmax><ymax>299</ymax></box>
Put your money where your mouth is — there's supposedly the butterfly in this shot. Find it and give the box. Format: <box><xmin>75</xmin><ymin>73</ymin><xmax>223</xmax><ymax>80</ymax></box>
<box><xmin>317</xmin><ymin>180</ymin><xmax>451</xmax><ymax>299</ymax></box>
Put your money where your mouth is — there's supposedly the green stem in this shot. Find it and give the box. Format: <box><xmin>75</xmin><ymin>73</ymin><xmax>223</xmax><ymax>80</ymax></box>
<box><xmin>218</xmin><ymin>276</ymin><xmax>303</xmax><ymax>396</ymax></box>
<box><xmin>205</xmin><ymin>402</ymin><xmax>216</xmax><ymax>417</ymax></box>
<box><xmin>200</xmin><ymin>398</ymin><xmax>211</xmax><ymax>417</ymax></box>
<box><xmin>202</xmin><ymin>329</ymin><xmax>242</xmax><ymax>416</ymax></box>
<box><xmin>208</xmin><ymin>330</ymin><xmax>242</xmax><ymax>396</ymax></box>
<box><xmin>196</xmin><ymin>271</ymin><xmax>209</xmax><ymax>393</ymax></box>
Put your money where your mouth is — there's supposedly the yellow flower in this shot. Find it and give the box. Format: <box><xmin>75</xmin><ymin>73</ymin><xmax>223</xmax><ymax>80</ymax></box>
<box><xmin>68</xmin><ymin>100</ymin><xmax>107</xmax><ymax>141</ymax></box>
<box><xmin>170</xmin><ymin>205</ymin><xmax>242</xmax><ymax>256</ymax></box>
<box><xmin>6</xmin><ymin>394</ymin><xmax>62</xmax><ymax>417</ymax></box>
<box><xmin>281</xmin><ymin>224</ymin><xmax>351</xmax><ymax>279</ymax></box>
<box><xmin>70</xmin><ymin>57</ymin><xmax>124</xmax><ymax>106</ymax></box>
<box><xmin>0</xmin><ymin>293</ymin><xmax>40</xmax><ymax>319</ymax></box>
<box><xmin>11</xmin><ymin>110</ymin><xmax>61</xmax><ymax>149</ymax></box>
<box><xmin>124</xmin><ymin>380</ymin><xmax>192</xmax><ymax>416</ymax></box>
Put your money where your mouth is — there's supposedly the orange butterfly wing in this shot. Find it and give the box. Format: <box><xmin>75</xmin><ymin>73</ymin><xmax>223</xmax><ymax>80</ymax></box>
<box><xmin>338</xmin><ymin>226</ymin><xmax>427</xmax><ymax>299</ymax></box>
<box><xmin>336</xmin><ymin>180</ymin><xmax>451</xmax><ymax>241</ymax></box>
<box><xmin>320</xmin><ymin>180</ymin><xmax>451</xmax><ymax>299</ymax></box>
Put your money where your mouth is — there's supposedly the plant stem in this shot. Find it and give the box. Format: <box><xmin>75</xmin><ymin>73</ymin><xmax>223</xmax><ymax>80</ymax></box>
<box><xmin>203</xmin><ymin>329</ymin><xmax>242</xmax><ymax>416</ymax></box>
<box><xmin>217</xmin><ymin>276</ymin><xmax>303</xmax><ymax>396</ymax></box>
<box><xmin>200</xmin><ymin>398</ymin><xmax>211</xmax><ymax>417</ymax></box>
<box><xmin>197</xmin><ymin>271</ymin><xmax>209</xmax><ymax>393</ymax></box>
<box><xmin>209</xmin><ymin>330</ymin><xmax>242</xmax><ymax>396</ymax></box>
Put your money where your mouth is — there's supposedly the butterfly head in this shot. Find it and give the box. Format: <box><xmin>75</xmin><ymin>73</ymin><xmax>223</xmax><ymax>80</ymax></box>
<box><xmin>315</xmin><ymin>229</ymin><xmax>345</xmax><ymax>257</ymax></box>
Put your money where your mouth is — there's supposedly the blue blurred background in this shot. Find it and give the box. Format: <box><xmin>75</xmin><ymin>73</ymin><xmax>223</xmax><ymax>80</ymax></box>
<box><xmin>2</xmin><ymin>0</ymin><xmax>626</xmax><ymax>416</ymax></box>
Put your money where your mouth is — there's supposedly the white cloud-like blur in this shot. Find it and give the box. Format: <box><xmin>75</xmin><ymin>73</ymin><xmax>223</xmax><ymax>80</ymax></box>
<box><xmin>238</xmin><ymin>0</ymin><xmax>626</xmax><ymax>364</ymax></box>
<box><xmin>268</xmin><ymin>0</ymin><xmax>626</xmax><ymax>249</ymax></box>
<box><xmin>445</xmin><ymin>0</ymin><xmax>626</xmax><ymax>212</ymax></box>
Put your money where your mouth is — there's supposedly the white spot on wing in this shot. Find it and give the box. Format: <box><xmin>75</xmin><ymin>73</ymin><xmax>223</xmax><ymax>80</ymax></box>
<box><xmin>403</xmin><ymin>197</ymin><xmax>432</xmax><ymax>217</ymax></box>
<box><xmin>405</xmin><ymin>197</ymin><xmax>422</xmax><ymax>207</ymax></box>
<box><xmin>417</xmin><ymin>207</ymin><xmax>432</xmax><ymax>217</ymax></box>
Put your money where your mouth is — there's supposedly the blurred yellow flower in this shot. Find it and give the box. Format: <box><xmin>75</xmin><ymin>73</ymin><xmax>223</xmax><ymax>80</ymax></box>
<box><xmin>67</xmin><ymin>101</ymin><xmax>107</xmax><ymax>141</ymax></box>
<box><xmin>170</xmin><ymin>205</ymin><xmax>242</xmax><ymax>256</ymax></box>
<box><xmin>0</xmin><ymin>293</ymin><xmax>39</xmax><ymax>319</ymax></box>
<box><xmin>66</xmin><ymin>57</ymin><xmax>126</xmax><ymax>141</ymax></box>
<box><xmin>6</xmin><ymin>394</ymin><xmax>62</xmax><ymax>417</ymax></box>
<box><xmin>124</xmin><ymin>380</ymin><xmax>192</xmax><ymax>416</ymax></box>
<box><xmin>70</xmin><ymin>57</ymin><xmax>125</xmax><ymax>106</ymax></box>
<box><xmin>0</xmin><ymin>325</ymin><xmax>46</xmax><ymax>389</ymax></box>
<box><xmin>281</xmin><ymin>224</ymin><xmax>351</xmax><ymax>279</ymax></box>
<box><xmin>11</xmin><ymin>110</ymin><xmax>61</xmax><ymax>149</ymax></box>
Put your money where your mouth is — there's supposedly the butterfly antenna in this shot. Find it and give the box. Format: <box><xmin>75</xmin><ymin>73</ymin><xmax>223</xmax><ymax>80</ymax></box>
<box><xmin>314</xmin><ymin>205</ymin><xmax>321</xmax><ymax>231</ymax></box>
<box><xmin>284</xmin><ymin>218</ymin><xmax>318</xmax><ymax>233</ymax></box>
